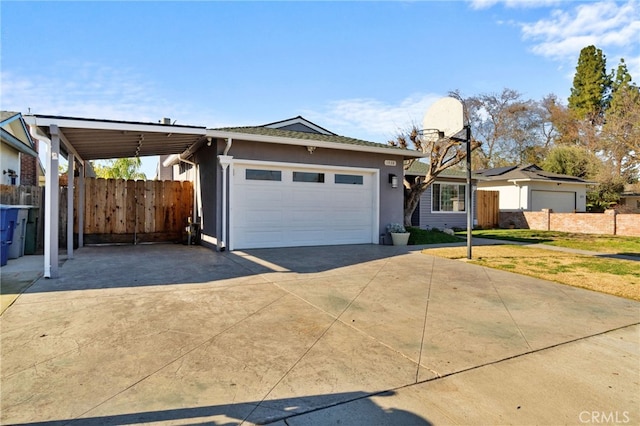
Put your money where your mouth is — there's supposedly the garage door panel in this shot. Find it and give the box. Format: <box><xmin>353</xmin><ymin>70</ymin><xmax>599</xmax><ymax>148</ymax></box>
<box><xmin>531</xmin><ymin>190</ymin><xmax>575</xmax><ymax>213</ymax></box>
<box><xmin>238</xmin><ymin>230</ymin><xmax>285</xmax><ymax>247</ymax></box>
<box><xmin>232</xmin><ymin>163</ymin><xmax>377</xmax><ymax>249</ymax></box>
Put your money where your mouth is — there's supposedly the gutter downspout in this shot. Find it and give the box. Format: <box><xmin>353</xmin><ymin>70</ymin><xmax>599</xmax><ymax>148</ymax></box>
<box><xmin>218</xmin><ymin>138</ymin><xmax>233</xmax><ymax>251</ymax></box>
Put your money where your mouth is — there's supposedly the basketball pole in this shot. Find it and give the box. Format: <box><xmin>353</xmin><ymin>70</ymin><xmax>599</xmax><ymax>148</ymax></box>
<box><xmin>465</xmin><ymin>125</ymin><xmax>472</xmax><ymax>260</ymax></box>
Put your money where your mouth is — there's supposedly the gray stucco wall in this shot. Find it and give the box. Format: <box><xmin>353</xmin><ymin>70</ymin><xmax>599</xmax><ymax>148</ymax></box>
<box><xmin>194</xmin><ymin>138</ymin><xmax>406</xmax><ymax>249</ymax></box>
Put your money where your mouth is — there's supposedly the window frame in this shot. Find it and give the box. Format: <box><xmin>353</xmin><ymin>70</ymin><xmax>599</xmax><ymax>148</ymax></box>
<box><xmin>431</xmin><ymin>182</ymin><xmax>467</xmax><ymax>213</ymax></box>
<box><xmin>245</xmin><ymin>169</ymin><xmax>282</xmax><ymax>182</ymax></box>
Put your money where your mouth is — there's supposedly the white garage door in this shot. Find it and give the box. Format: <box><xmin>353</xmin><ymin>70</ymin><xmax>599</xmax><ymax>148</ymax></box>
<box><xmin>531</xmin><ymin>190</ymin><xmax>576</xmax><ymax>213</ymax></box>
<box><xmin>231</xmin><ymin>162</ymin><xmax>378</xmax><ymax>249</ymax></box>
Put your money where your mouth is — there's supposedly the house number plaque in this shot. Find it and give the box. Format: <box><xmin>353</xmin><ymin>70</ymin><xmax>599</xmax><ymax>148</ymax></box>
<box><xmin>384</xmin><ymin>160</ymin><xmax>396</xmax><ymax>166</ymax></box>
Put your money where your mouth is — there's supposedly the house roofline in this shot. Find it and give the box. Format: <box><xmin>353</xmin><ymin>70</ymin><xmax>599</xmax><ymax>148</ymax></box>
<box><xmin>206</xmin><ymin>129</ymin><xmax>425</xmax><ymax>158</ymax></box>
<box><xmin>507</xmin><ymin>178</ymin><xmax>595</xmax><ymax>185</ymax></box>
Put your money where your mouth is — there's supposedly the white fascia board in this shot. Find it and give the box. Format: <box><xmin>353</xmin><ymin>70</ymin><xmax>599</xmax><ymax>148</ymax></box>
<box><xmin>24</xmin><ymin>115</ymin><xmax>207</xmax><ymax>136</ymax></box>
<box><xmin>206</xmin><ymin>129</ymin><xmax>425</xmax><ymax>158</ymax></box>
<box><xmin>507</xmin><ymin>178</ymin><xmax>594</xmax><ymax>186</ymax></box>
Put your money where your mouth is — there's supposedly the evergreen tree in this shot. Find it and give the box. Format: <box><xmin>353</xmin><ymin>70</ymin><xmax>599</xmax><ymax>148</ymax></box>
<box><xmin>601</xmin><ymin>58</ymin><xmax>640</xmax><ymax>181</ymax></box>
<box><xmin>568</xmin><ymin>45</ymin><xmax>610</xmax><ymax>121</ymax></box>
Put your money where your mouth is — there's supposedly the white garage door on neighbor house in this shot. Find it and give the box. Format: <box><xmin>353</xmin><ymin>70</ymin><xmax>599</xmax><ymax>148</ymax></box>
<box><xmin>531</xmin><ymin>190</ymin><xmax>576</xmax><ymax>213</ymax></box>
<box><xmin>230</xmin><ymin>161</ymin><xmax>379</xmax><ymax>249</ymax></box>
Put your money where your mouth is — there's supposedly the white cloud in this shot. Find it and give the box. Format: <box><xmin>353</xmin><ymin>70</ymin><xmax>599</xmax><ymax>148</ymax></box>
<box><xmin>468</xmin><ymin>0</ymin><xmax>560</xmax><ymax>10</ymax></box>
<box><xmin>304</xmin><ymin>93</ymin><xmax>443</xmax><ymax>143</ymax></box>
<box><xmin>520</xmin><ymin>1</ymin><xmax>640</xmax><ymax>78</ymax></box>
<box><xmin>473</xmin><ymin>0</ymin><xmax>640</xmax><ymax>84</ymax></box>
<box><xmin>0</xmin><ymin>63</ymin><xmax>209</xmax><ymax>126</ymax></box>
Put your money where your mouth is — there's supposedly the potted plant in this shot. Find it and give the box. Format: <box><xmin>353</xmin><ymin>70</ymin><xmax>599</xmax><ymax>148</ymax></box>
<box><xmin>387</xmin><ymin>223</ymin><xmax>410</xmax><ymax>246</ymax></box>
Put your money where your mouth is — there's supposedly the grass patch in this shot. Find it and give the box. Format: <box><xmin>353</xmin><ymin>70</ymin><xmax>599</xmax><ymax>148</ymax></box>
<box><xmin>422</xmin><ymin>245</ymin><xmax>640</xmax><ymax>301</ymax></box>
<box><xmin>408</xmin><ymin>226</ymin><xmax>462</xmax><ymax>245</ymax></box>
<box><xmin>464</xmin><ymin>229</ymin><xmax>640</xmax><ymax>257</ymax></box>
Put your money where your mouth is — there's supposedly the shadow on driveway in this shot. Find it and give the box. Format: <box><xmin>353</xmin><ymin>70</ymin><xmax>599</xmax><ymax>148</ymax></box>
<box><xmin>10</xmin><ymin>390</ymin><xmax>431</xmax><ymax>426</ymax></box>
<box><xmin>20</xmin><ymin>243</ymin><xmax>417</xmax><ymax>294</ymax></box>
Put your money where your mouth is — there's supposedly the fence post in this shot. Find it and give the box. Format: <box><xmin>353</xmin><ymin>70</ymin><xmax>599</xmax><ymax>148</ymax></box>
<box><xmin>542</xmin><ymin>209</ymin><xmax>551</xmax><ymax>231</ymax></box>
<box><xmin>605</xmin><ymin>209</ymin><xmax>617</xmax><ymax>235</ymax></box>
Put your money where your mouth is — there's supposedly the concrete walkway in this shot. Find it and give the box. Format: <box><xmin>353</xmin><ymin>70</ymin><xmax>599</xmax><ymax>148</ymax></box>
<box><xmin>1</xmin><ymin>243</ymin><xmax>638</xmax><ymax>425</ymax></box>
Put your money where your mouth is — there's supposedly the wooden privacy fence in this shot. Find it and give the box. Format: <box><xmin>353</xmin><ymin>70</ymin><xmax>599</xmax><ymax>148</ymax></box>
<box><xmin>61</xmin><ymin>178</ymin><xmax>193</xmax><ymax>245</ymax></box>
<box><xmin>476</xmin><ymin>190</ymin><xmax>500</xmax><ymax>229</ymax></box>
<box><xmin>0</xmin><ymin>184</ymin><xmax>42</xmax><ymax>206</ymax></box>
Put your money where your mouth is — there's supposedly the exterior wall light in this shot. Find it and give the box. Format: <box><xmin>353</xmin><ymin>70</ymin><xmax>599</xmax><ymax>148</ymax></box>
<box><xmin>389</xmin><ymin>174</ymin><xmax>398</xmax><ymax>188</ymax></box>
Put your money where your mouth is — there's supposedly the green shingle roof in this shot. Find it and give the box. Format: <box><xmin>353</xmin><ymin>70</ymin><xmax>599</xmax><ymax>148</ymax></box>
<box><xmin>214</xmin><ymin>125</ymin><xmax>413</xmax><ymax>153</ymax></box>
<box><xmin>406</xmin><ymin>161</ymin><xmax>476</xmax><ymax>178</ymax></box>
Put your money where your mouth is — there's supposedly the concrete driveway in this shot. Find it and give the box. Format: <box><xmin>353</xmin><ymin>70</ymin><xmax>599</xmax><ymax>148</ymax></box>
<box><xmin>1</xmin><ymin>244</ymin><xmax>638</xmax><ymax>425</ymax></box>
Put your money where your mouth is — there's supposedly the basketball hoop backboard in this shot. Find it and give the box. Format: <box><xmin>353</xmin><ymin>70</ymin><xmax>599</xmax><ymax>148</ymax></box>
<box><xmin>423</xmin><ymin>97</ymin><xmax>464</xmax><ymax>139</ymax></box>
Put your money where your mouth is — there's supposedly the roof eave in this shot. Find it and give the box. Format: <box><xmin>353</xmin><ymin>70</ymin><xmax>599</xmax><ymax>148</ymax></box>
<box><xmin>507</xmin><ymin>178</ymin><xmax>593</xmax><ymax>185</ymax></box>
<box><xmin>206</xmin><ymin>129</ymin><xmax>425</xmax><ymax>158</ymax></box>
<box><xmin>24</xmin><ymin>115</ymin><xmax>207</xmax><ymax>136</ymax></box>
<box><xmin>1</xmin><ymin>128</ymin><xmax>38</xmax><ymax>157</ymax></box>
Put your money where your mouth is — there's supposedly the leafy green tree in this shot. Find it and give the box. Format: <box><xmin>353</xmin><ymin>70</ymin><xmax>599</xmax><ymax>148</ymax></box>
<box><xmin>587</xmin><ymin>176</ymin><xmax>626</xmax><ymax>212</ymax></box>
<box><xmin>568</xmin><ymin>45</ymin><xmax>610</xmax><ymax>121</ymax></box>
<box><xmin>542</xmin><ymin>145</ymin><xmax>600</xmax><ymax>179</ymax></box>
<box><xmin>92</xmin><ymin>157</ymin><xmax>146</xmax><ymax>180</ymax></box>
<box><xmin>601</xmin><ymin>58</ymin><xmax>640</xmax><ymax>181</ymax></box>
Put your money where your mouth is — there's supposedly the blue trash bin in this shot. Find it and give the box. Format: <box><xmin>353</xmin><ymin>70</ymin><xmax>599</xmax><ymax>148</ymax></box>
<box><xmin>1</xmin><ymin>205</ymin><xmax>19</xmax><ymax>266</ymax></box>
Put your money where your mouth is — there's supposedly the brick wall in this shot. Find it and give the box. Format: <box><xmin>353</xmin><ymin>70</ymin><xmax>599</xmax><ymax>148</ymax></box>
<box><xmin>499</xmin><ymin>209</ymin><xmax>639</xmax><ymax>237</ymax></box>
<box><xmin>19</xmin><ymin>139</ymin><xmax>39</xmax><ymax>186</ymax></box>
<box><xmin>549</xmin><ymin>211</ymin><xmax>615</xmax><ymax>235</ymax></box>
<box><xmin>617</xmin><ymin>214</ymin><xmax>640</xmax><ymax>237</ymax></box>
<box><xmin>500</xmin><ymin>211</ymin><xmax>548</xmax><ymax>230</ymax></box>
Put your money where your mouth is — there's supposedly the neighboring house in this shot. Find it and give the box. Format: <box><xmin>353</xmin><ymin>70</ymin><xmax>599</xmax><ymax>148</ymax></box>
<box><xmin>1</xmin><ymin>111</ymin><xmax>39</xmax><ymax>186</ymax></box>
<box><xmin>475</xmin><ymin>164</ymin><xmax>592</xmax><ymax>213</ymax></box>
<box><xmin>405</xmin><ymin>161</ymin><xmax>477</xmax><ymax>230</ymax></box>
<box><xmin>165</xmin><ymin>116</ymin><xmax>423</xmax><ymax>250</ymax></box>
<box><xmin>618</xmin><ymin>188</ymin><xmax>640</xmax><ymax>213</ymax></box>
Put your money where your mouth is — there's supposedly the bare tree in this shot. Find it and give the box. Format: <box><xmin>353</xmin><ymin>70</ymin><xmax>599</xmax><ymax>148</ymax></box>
<box><xmin>452</xmin><ymin>89</ymin><xmax>548</xmax><ymax>168</ymax></box>
<box><xmin>389</xmin><ymin>126</ymin><xmax>480</xmax><ymax>226</ymax></box>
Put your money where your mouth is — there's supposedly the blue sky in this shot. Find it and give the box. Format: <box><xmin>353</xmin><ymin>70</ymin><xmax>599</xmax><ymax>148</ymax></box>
<box><xmin>2</xmin><ymin>0</ymin><xmax>639</xmax><ymax>178</ymax></box>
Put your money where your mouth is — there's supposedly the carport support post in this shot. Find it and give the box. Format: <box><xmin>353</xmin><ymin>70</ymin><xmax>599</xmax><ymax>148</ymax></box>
<box><xmin>218</xmin><ymin>155</ymin><xmax>232</xmax><ymax>251</ymax></box>
<box><xmin>44</xmin><ymin>125</ymin><xmax>60</xmax><ymax>278</ymax></box>
<box><xmin>67</xmin><ymin>153</ymin><xmax>75</xmax><ymax>259</ymax></box>
<box><xmin>77</xmin><ymin>162</ymin><xmax>85</xmax><ymax>248</ymax></box>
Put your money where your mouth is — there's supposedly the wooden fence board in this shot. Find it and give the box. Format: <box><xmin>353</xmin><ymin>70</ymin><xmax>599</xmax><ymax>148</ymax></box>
<box><xmin>125</xmin><ymin>180</ymin><xmax>136</xmax><ymax>235</ymax></box>
<box><xmin>476</xmin><ymin>190</ymin><xmax>500</xmax><ymax>229</ymax></box>
<box><xmin>144</xmin><ymin>180</ymin><xmax>155</xmax><ymax>233</ymax></box>
<box><xmin>135</xmin><ymin>180</ymin><xmax>145</xmax><ymax>238</ymax></box>
<box><xmin>153</xmin><ymin>180</ymin><xmax>164</xmax><ymax>233</ymax></box>
<box><xmin>114</xmin><ymin>179</ymin><xmax>127</xmax><ymax>233</ymax></box>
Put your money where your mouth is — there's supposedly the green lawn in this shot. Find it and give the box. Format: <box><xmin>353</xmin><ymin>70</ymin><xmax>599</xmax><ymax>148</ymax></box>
<box><xmin>408</xmin><ymin>227</ymin><xmax>462</xmax><ymax>245</ymax></box>
<box><xmin>464</xmin><ymin>229</ymin><xmax>640</xmax><ymax>257</ymax></box>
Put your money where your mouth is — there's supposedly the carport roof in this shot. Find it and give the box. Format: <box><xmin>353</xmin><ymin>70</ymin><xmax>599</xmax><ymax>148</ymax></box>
<box><xmin>24</xmin><ymin>114</ymin><xmax>207</xmax><ymax>161</ymax></box>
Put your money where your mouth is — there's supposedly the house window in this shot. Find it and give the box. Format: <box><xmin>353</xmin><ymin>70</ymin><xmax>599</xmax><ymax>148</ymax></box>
<box><xmin>293</xmin><ymin>172</ymin><xmax>325</xmax><ymax>183</ymax></box>
<box><xmin>246</xmin><ymin>169</ymin><xmax>282</xmax><ymax>181</ymax></box>
<box><xmin>335</xmin><ymin>174</ymin><xmax>363</xmax><ymax>185</ymax></box>
<box><xmin>432</xmin><ymin>183</ymin><xmax>466</xmax><ymax>212</ymax></box>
